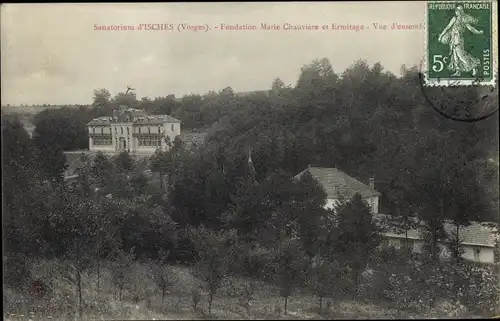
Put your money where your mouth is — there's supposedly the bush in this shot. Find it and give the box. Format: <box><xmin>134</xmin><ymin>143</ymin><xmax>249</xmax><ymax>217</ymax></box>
<box><xmin>378</xmin><ymin>258</ymin><xmax>499</xmax><ymax>317</ymax></box>
<box><xmin>463</xmin><ymin>264</ymin><xmax>499</xmax><ymax>315</ymax></box>
<box><xmin>240</xmin><ymin>245</ymin><xmax>274</xmax><ymax>280</ymax></box>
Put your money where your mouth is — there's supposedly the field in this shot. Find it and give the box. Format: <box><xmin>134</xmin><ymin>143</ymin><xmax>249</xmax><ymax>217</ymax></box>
<box><xmin>4</xmin><ymin>259</ymin><xmax>480</xmax><ymax>321</ymax></box>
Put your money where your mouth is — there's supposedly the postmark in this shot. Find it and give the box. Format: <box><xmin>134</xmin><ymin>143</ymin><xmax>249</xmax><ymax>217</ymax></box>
<box><xmin>419</xmin><ymin>54</ymin><xmax>498</xmax><ymax>122</ymax></box>
<box><xmin>424</xmin><ymin>0</ymin><xmax>497</xmax><ymax>87</ymax></box>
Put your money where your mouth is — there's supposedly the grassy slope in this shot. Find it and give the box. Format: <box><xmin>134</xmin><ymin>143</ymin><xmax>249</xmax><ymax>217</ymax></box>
<box><xmin>3</xmin><ymin>259</ymin><xmax>472</xmax><ymax>320</ymax></box>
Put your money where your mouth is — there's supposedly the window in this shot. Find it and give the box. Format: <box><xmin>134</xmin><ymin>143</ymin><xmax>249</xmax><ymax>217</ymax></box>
<box><xmin>138</xmin><ymin>136</ymin><xmax>162</xmax><ymax>147</ymax></box>
<box><xmin>115</xmin><ymin>127</ymin><xmax>117</xmax><ymax>134</ymax></box>
<box><xmin>92</xmin><ymin>127</ymin><xmax>96</xmax><ymax>134</ymax></box>
<box><xmin>139</xmin><ymin>127</ymin><xmax>141</xmax><ymax>134</ymax></box>
<box><xmin>121</xmin><ymin>127</ymin><xmax>123</xmax><ymax>135</ymax></box>
<box><xmin>93</xmin><ymin>136</ymin><xmax>112</xmax><ymax>145</ymax></box>
<box><xmin>100</xmin><ymin>127</ymin><xmax>103</xmax><ymax>134</ymax></box>
<box><xmin>171</xmin><ymin>124</ymin><xmax>175</xmax><ymax>131</ymax></box>
<box><xmin>148</xmin><ymin>127</ymin><xmax>151</xmax><ymax>134</ymax></box>
<box><xmin>474</xmin><ymin>247</ymin><xmax>481</xmax><ymax>260</ymax></box>
<box><xmin>127</xmin><ymin>127</ymin><xmax>129</xmax><ymax>135</ymax></box>
<box><xmin>158</xmin><ymin>126</ymin><xmax>161</xmax><ymax>133</ymax></box>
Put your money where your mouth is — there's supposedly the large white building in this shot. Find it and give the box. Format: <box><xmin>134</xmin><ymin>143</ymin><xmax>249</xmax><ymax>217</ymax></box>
<box><xmin>87</xmin><ymin>107</ymin><xmax>181</xmax><ymax>155</ymax></box>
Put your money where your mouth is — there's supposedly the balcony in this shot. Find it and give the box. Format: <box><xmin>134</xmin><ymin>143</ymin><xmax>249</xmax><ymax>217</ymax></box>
<box><xmin>132</xmin><ymin>132</ymin><xmax>163</xmax><ymax>137</ymax></box>
<box><xmin>89</xmin><ymin>133</ymin><xmax>113</xmax><ymax>137</ymax></box>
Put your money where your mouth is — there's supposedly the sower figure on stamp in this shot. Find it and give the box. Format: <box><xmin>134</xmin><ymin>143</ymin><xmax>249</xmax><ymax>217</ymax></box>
<box><xmin>438</xmin><ymin>5</ymin><xmax>484</xmax><ymax>77</ymax></box>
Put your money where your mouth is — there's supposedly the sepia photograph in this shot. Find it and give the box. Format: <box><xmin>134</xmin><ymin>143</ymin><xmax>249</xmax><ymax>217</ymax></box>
<box><xmin>1</xmin><ymin>1</ymin><xmax>499</xmax><ymax>320</ymax></box>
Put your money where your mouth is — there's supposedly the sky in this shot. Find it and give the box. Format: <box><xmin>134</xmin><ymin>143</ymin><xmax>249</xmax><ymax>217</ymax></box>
<box><xmin>1</xmin><ymin>2</ymin><xmax>426</xmax><ymax>105</ymax></box>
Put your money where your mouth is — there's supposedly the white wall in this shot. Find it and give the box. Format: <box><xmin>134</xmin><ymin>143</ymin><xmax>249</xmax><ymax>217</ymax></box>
<box><xmin>324</xmin><ymin>196</ymin><xmax>379</xmax><ymax>213</ymax></box>
<box><xmin>384</xmin><ymin>236</ymin><xmax>495</xmax><ymax>264</ymax></box>
<box><xmin>163</xmin><ymin>122</ymin><xmax>181</xmax><ymax>146</ymax></box>
<box><xmin>325</xmin><ymin>199</ymin><xmax>339</xmax><ymax>210</ymax></box>
<box><xmin>461</xmin><ymin>245</ymin><xmax>495</xmax><ymax>264</ymax></box>
<box><xmin>368</xmin><ymin>196</ymin><xmax>379</xmax><ymax>214</ymax></box>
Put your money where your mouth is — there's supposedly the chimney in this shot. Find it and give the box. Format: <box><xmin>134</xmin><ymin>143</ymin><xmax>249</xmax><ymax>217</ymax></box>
<box><xmin>369</xmin><ymin>177</ymin><xmax>375</xmax><ymax>190</ymax></box>
<box><xmin>112</xmin><ymin>109</ymin><xmax>118</xmax><ymax>122</ymax></box>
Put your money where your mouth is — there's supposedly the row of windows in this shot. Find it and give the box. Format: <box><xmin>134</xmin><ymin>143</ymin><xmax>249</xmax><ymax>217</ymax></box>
<box><xmin>92</xmin><ymin>127</ymin><xmax>109</xmax><ymax>134</ymax></box>
<box><xmin>137</xmin><ymin>126</ymin><xmax>162</xmax><ymax>134</ymax></box>
<box><xmin>138</xmin><ymin>137</ymin><xmax>162</xmax><ymax>147</ymax></box>
<box><xmin>93</xmin><ymin>137</ymin><xmax>113</xmax><ymax>146</ymax></box>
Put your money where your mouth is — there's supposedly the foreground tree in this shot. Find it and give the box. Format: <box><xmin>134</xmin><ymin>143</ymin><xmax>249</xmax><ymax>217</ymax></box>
<box><xmin>271</xmin><ymin>231</ymin><xmax>308</xmax><ymax>313</ymax></box>
<box><xmin>335</xmin><ymin>194</ymin><xmax>381</xmax><ymax>298</ymax></box>
<box><xmin>308</xmin><ymin>259</ymin><xmax>340</xmax><ymax>311</ymax></box>
<box><xmin>189</xmin><ymin>227</ymin><xmax>237</xmax><ymax>314</ymax></box>
<box><xmin>111</xmin><ymin>247</ymin><xmax>136</xmax><ymax>301</ymax></box>
<box><xmin>52</xmin><ymin>189</ymin><xmax>99</xmax><ymax>319</ymax></box>
<box><xmin>151</xmin><ymin>250</ymin><xmax>177</xmax><ymax>303</ymax></box>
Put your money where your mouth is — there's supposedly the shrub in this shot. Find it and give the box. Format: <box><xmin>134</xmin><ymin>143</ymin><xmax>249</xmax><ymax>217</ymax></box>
<box><xmin>381</xmin><ymin>259</ymin><xmax>437</xmax><ymax>312</ymax></box>
<box><xmin>242</xmin><ymin>245</ymin><xmax>274</xmax><ymax>280</ymax></box>
<box><xmin>463</xmin><ymin>264</ymin><xmax>499</xmax><ymax>315</ymax></box>
<box><xmin>379</xmin><ymin>257</ymin><xmax>498</xmax><ymax>317</ymax></box>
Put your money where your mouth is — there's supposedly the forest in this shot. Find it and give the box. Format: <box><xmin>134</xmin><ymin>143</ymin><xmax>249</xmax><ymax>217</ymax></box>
<box><xmin>2</xmin><ymin>58</ymin><xmax>499</xmax><ymax>319</ymax></box>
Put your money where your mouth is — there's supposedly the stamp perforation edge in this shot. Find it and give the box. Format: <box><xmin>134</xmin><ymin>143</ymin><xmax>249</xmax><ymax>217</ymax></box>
<box><xmin>423</xmin><ymin>0</ymin><xmax>498</xmax><ymax>87</ymax></box>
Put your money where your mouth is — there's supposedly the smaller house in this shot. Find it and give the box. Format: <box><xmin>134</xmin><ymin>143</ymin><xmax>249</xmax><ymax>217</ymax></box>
<box><xmin>375</xmin><ymin>214</ymin><xmax>498</xmax><ymax>264</ymax></box>
<box><xmin>295</xmin><ymin>166</ymin><xmax>380</xmax><ymax>213</ymax></box>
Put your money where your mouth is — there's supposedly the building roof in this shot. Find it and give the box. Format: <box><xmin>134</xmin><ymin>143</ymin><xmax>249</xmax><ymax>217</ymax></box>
<box><xmin>87</xmin><ymin>114</ymin><xmax>181</xmax><ymax>126</ymax></box>
<box><xmin>295</xmin><ymin>166</ymin><xmax>380</xmax><ymax>199</ymax></box>
<box><xmin>132</xmin><ymin>115</ymin><xmax>181</xmax><ymax>125</ymax></box>
<box><xmin>374</xmin><ymin>213</ymin><xmax>498</xmax><ymax>248</ymax></box>
<box><xmin>87</xmin><ymin>117</ymin><xmax>114</xmax><ymax>126</ymax></box>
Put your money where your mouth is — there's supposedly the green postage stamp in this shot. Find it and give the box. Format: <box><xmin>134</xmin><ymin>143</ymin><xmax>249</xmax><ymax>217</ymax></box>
<box><xmin>425</xmin><ymin>0</ymin><xmax>497</xmax><ymax>86</ymax></box>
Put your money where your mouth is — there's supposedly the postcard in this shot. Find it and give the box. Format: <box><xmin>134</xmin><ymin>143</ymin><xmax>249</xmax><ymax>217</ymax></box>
<box><xmin>2</xmin><ymin>2</ymin><xmax>499</xmax><ymax>320</ymax></box>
